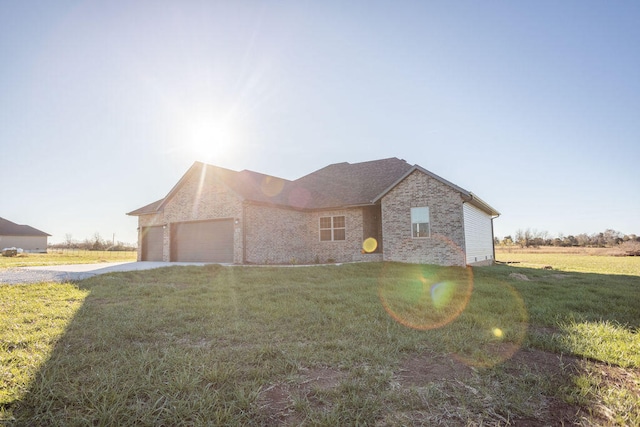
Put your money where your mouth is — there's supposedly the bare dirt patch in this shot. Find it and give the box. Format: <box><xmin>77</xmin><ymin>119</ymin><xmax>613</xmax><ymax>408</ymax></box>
<box><xmin>509</xmin><ymin>272</ymin><xmax>531</xmax><ymax>281</ymax></box>
<box><xmin>257</xmin><ymin>366</ymin><xmax>345</xmax><ymax>425</ymax></box>
<box><xmin>506</xmin><ymin>348</ymin><xmax>580</xmax><ymax>378</ymax></box>
<box><xmin>504</xmin><ymin>348</ymin><xmax>586</xmax><ymax>426</ymax></box>
<box><xmin>396</xmin><ymin>352</ymin><xmax>474</xmax><ymax>387</ymax></box>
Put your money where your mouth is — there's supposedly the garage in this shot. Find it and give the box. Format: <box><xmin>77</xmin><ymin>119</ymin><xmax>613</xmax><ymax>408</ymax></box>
<box><xmin>141</xmin><ymin>226</ymin><xmax>164</xmax><ymax>261</ymax></box>
<box><xmin>171</xmin><ymin>219</ymin><xmax>234</xmax><ymax>263</ymax></box>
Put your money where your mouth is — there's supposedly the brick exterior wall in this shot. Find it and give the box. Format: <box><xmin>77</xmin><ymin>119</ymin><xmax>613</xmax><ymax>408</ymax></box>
<box><xmin>307</xmin><ymin>208</ymin><xmax>364</xmax><ymax>263</ymax></box>
<box><xmin>381</xmin><ymin>170</ymin><xmax>467</xmax><ymax>266</ymax></box>
<box><xmin>244</xmin><ymin>204</ymin><xmax>311</xmax><ymax>264</ymax></box>
<box><xmin>244</xmin><ymin>205</ymin><xmax>365</xmax><ymax>264</ymax></box>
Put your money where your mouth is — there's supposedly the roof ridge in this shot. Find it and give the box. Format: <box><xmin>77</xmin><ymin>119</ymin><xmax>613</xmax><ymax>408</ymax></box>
<box><xmin>0</xmin><ymin>217</ymin><xmax>50</xmax><ymax>236</ymax></box>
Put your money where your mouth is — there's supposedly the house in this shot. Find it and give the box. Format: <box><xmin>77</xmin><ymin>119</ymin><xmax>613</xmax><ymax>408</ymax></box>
<box><xmin>127</xmin><ymin>158</ymin><xmax>499</xmax><ymax>266</ymax></box>
<box><xmin>0</xmin><ymin>217</ymin><xmax>50</xmax><ymax>253</ymax></box>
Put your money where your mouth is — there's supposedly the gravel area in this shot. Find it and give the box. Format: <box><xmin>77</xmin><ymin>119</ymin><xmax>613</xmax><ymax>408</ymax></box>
<box><xmin>0</xmin><ymin>262</ymin><xmax>212</xmax><ymax>285</ymax></box>
<box><xmin>0</xmin><ymin>268</ymin><xmax>96</xmax><ymax>284</ymax></box>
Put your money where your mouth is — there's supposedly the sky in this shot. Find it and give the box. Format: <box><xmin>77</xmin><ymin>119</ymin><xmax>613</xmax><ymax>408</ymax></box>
<box><xmin>1</xmin><ymin>0</ymin><xmax>638</xmax><ymax>245</ymax></box>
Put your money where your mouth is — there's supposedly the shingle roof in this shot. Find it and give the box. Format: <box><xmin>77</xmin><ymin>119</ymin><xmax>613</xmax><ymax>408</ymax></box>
<box><xmin>126</xmin><ymin>199</ymin><xmax>164</xmax><ymax>216</ymax></box>
<box><xmin>127</xmin><ymin>157</ymin><xmax>499</xmax><ymax>216</ymax></box>
<box><xmin>293</xmin><ymin>158</ymin><xmax>414</xmax><ymax>208</ymax></box>
<box><xmin>0</xmin><ymin>217</ymin><xmax>50</xmax><ymax>236</ymax></box>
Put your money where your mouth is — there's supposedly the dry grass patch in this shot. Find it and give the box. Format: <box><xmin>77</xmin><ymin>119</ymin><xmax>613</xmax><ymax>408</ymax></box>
<box><xmin>0</xmin><ymin>250</ymin><xmax>136</xmax><ymax>269</ymax></box>
<box><xmin>496</xmin><ymin>247</ymin><xmax>640</xmax><ymax>275</ymax></box>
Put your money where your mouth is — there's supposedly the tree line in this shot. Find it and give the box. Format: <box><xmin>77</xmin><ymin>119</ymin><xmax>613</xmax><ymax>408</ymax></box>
<box><xmin>48</xmin><ymin>233</ymin><xmax>137</xmax><ymax>251</ymax></box>
<box><xmin>497</xmin><ymin>228</ymin><xmax>640</xmax><ymax>249</ymax></box>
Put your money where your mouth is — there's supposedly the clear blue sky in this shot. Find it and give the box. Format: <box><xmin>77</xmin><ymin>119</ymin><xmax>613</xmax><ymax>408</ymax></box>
<box><xmin>1</xmin><ymin>1</ymin><xmax>638</xmax><ymax>245</ymax></box>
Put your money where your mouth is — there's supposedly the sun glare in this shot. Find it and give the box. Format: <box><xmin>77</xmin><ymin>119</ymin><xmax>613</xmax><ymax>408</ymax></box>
<box><xmin>188</xmin><ymin>119</ymin><xmax>233</xmax><ymax>161</ymax></box>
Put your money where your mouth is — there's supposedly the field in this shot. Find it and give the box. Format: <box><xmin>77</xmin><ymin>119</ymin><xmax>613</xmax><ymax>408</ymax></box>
<box><xmin>496</xmin><ymin>246</ymin><xmax>640</xmax><ymax>276</ymax></box>
<box><xmin>0</xmin><ymin>250</ymin><xmax>137</xmax><ymax>269</ymax></box>
<box><xmin>1</xmin><ymin>259</ymin><xmax>639</xmax><ymax>425</ymax></box>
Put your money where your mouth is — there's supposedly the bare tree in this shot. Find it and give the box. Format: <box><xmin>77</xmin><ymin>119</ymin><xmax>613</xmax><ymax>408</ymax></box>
<box><xmin>603</xmin><ymin>229</ymin><xmax>622</xmax><ymax>246</ymax></box>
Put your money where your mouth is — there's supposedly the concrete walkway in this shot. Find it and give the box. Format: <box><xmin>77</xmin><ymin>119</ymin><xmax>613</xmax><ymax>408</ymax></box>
<box><xmin>0</xmin><ymin>262</ymin><xmax>214</xmax><ymax>284</ymax></box>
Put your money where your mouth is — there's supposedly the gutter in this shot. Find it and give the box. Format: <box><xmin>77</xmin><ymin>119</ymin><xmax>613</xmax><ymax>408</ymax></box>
<box><xmin>462</xmin><ymin>193</ymin><xmax>500</xmax><ymax>217</ymax></box>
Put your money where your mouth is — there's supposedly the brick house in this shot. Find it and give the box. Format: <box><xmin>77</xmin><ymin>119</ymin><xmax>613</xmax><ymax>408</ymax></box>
<box><xmin>127</xmin><ymin>158</ymin><xmax>499</xmax><ymax>266</ymax></box>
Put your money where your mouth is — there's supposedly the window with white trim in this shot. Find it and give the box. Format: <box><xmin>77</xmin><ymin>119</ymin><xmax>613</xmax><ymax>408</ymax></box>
<box><xmin>319</xmin><ymin>216</ymin><xmax>345</xmax><ymax>241</ymax></box>
<box><xmin>411</xmin><ymin>207</ymin><xmax>430</xmax><ymax>238</ymax></box>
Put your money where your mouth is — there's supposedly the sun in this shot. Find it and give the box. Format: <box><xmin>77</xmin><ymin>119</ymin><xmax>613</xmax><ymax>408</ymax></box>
<box><xmin>187</xmin><ymin>118</ymin><xmax>233</xmax><ymax>161</ymax></box>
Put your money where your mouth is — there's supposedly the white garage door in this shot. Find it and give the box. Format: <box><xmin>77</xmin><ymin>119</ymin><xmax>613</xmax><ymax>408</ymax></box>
<box><xmin>171</xmin><ymin>219</ymin><xmax>234</xmax><ymax>263</ymax></box>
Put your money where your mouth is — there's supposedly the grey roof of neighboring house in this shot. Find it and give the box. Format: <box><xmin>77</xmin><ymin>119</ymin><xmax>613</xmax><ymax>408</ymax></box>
<box><xmin>0</xmin><ymin>217</ymin><xmax>51</xmax><ymax>236</ymax></box>
<box><xmin>127</xmin><ymin>157</ymin><xmax>500</xmax><ymax>216</ymax></box>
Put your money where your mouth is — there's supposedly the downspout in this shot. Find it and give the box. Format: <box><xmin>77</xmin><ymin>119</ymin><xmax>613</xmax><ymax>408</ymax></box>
<box><xmin>491</xmin><ymin>213</ymin><xmax>500</xmax><ymax>264</ymax></box>
<box><xmin>491</xmin><ymin>216</ymin><xmax>496</xmax><ymax>263</ymax></box>
<box><xmin>461</xmin><ymin>200</ymin><xmax>468</xmax><ymax>265</ymax></box>
<box><xmin>242</xmin><ymin>202</ymin><xmax>247</xmax><ymax>264</ymax></box>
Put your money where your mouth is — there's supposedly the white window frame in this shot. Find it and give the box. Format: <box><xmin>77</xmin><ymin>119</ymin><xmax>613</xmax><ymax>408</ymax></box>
<box><xmin>411</xmin><ymin>207</ymin><xmax>430</xmax><ymax>238</ymax></box>
<box><xmin>319</xmin><ymin>216</ymin><xmax>346</xmax><ymax>241</ymax></box>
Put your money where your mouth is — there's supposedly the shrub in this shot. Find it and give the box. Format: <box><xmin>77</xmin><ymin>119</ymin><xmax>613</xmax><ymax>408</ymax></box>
<box><xmin>620</xmin><ymin>240</ymin><xmax>640</xmax><ymax>256</ymax></box>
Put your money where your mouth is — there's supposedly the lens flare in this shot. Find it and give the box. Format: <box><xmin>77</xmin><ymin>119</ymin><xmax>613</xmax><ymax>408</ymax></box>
<box><xmin>430</xmin><ymin>281</ymin><xmax>456</xmax><ymax>309</ymax></box>
<box><xmin>378</xmin><ymin>264</ymin><xmax>473</xmax><ymax>330</ymax></box>
<box><xmin>362</xmin><ymin>237</ymin><xmax>378</xmax><ymax>253</ymax></box>
<box><xmin>260</xmin><ymin>176</ymin><xmax>285</xmax><ymax>197</ymax></box>
<box><xmin>452</xmin><ymin>281</ymin><xmax>529</xmax><ymax>368</ymax></box>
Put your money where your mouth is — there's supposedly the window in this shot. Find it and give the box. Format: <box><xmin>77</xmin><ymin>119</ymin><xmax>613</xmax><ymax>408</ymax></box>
<box><xmin>411</xmin><ymin>207</ymin><xmax>430</xmax><ymax>238</ymax></box>
<box><xmin>319</xmin><ymin>216</ymin><xmax>345</xmax><ymax>241</ymax></box>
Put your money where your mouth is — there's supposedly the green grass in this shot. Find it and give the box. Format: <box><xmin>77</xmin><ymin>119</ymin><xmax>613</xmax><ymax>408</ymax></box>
<box><xmin>1</xmin><ymin>262</ymin><xmax>639</xmax><ymax>425</ymax></box>
<box><xmin>0</xmin><ymin>284</ymin><xmax>88</xmax><ymax>413</ymax></box>
<box><xmin>0</xmin><ymin>250</ymin><xmax>136</xmax><ymax>269</ymax></box>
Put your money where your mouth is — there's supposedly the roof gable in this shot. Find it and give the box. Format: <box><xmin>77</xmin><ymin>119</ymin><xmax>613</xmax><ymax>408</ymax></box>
<box><xmin>372</xmin><ymin>166</ymin><xmax>499</xmax><ymax>216</ymax></box>
<box><xmin>156</xmin><ymin>162</ymin><xmax>266</xmax><ymax>211</ymax></box>
<box><xmin>128</xmin><ymin>162</ymin><xmax>299</xmax><ymax>216</ymax></box>
<box><xmin>372</xmin><ymin>165</ymin><xmax>470</xmax><ymax>202</ymax></box>
<box><xmin>0</xmin><ymin>217</ymin><xmax>50</xmax><ymax>236</ymax></box>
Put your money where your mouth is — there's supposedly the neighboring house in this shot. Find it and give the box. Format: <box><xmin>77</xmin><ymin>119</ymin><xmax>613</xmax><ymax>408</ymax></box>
<box><xmin>0</xmin><ymin>217</ymin><xmax>50</xmax><ymax>253</ymax></box>
<box><xmin>127</xmin><ymin>158</ymin><xmax>499</xmax><ymax>266</ymax></box>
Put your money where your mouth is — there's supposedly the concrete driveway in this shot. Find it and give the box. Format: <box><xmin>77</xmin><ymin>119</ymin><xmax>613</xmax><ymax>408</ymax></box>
<box><xmin>0</xmin><ymin>262</ymin><xmax>214</xmax><ymax>284</ymax></box>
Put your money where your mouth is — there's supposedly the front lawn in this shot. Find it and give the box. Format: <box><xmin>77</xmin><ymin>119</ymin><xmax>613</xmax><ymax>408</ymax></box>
<box><xmin>1</xmin><ymin>263</ymin><xmax>639</xmax><ymax>425</ymax></box>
